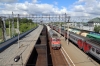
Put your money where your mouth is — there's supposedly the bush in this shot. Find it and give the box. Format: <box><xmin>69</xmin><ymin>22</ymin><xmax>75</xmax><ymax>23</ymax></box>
<box><xmin>94</xmin><ymin>25</ymin><xmax>100</xmax><ymax>33</ymax></box>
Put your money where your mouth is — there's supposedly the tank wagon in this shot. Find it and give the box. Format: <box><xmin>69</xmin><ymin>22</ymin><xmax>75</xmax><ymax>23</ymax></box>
<box><xmin>86</xmin><ymin>32</ymin><xmax>100</xmax><ymax>41</ymax></box>
<box><xmin>48</xmin><ymin>29</ymin><xmax>61</xmax><ymax>49</ymax></box>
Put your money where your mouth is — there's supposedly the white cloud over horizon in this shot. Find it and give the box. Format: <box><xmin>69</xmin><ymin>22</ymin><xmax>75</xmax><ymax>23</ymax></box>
<box><xmin>0</xmin><ymin>0</ymin><xmax>18</xmax><ymax>3</ymax></box>
<box><xmin>0</xmin><ymin>1</ymin><xmax>68</xmax><ymax>15</ymax></box>
<box><xmin>0</xmin><ymin>0</ymin><xmax>100</xmax><ymax>17</ymax></box>
<box><xmin>72</xmin><ymin>0</ymin><xmax>100</xmax><ymax>16</ymax></box>
<box><xmin>32</xmin><ymin>0</ymin><xmax>38</xmax><ymax>3</ymax></box>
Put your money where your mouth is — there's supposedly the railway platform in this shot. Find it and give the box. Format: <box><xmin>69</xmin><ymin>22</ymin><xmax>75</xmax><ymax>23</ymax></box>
<box><xmin>61</xmin><ymin>38</ymin><xmax>99</xmax><ymax>66</ymax></box>
<box><xmin>0</xmin><ymin>25</ymin><xmax>43</xmax><ymax>66</ymax></box>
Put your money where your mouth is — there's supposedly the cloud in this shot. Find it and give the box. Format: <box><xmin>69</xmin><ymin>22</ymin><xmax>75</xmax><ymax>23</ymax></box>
<box><xmin>32</xmin><ymin>0</ymin><xmax>38</xmax><ymax>3</ymax></box>
<box><xmin>72</xmin><ymin>5</ymin><xmax>85</xmax><ymax>12</ymax></box>
<box><xmin>28</xmin><ymin>3</ymin><xmax>68</xmax><ymax>14</ymax></box>
<box><xmin>0</xmin><ymin>0</ymin><xmax>18</xmax><ymax>3</ymax></box>
<box><xmin>0</xmin><ymin>1</ymin><xmax>68</xmax><ymax>14</ymax></box>
<box><xmin>53</xmin><ymin>1</ymin><xmax>58</xmax><ymax>5</ymax></box>
<box><xmin>70</xmin><ymin>0</ymin><xmax>100</xmax><ymax>16</ymax></box>
<box><xmin>0</xmin><ymin>0</ymin><xmax>100</xmax><ymax>18</ymax></box>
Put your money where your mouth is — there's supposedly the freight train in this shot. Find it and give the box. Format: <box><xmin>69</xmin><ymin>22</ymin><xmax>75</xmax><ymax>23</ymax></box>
<box><xmin>86</xmin><ymin>32</ymin><xmax>100</xmax><ymax>41</ymax></box>
<box><xmin>48</xmin><ymin>29</ymin><xmax>61</xmax><ymax>49</ymax></box>
<box><xmin>49</xmin><ymin>25</ymin><xmax>100</xmax><ymax>60</ymax></box>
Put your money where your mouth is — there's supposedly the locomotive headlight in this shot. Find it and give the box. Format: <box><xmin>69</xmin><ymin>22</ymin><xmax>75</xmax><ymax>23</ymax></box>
<box><xmin>14</xmin><ymin>55</ymin><xmax>20</xmax><ymax>62</ymax></box>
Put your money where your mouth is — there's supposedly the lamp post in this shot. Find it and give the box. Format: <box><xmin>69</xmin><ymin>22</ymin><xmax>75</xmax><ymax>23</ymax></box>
<box><xmin>14</xmin><ymin>53</ymin><xmax>23</xmax><ymax>66</ymax></box>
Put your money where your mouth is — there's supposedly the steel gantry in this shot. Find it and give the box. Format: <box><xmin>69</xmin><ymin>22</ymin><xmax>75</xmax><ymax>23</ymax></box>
<box><xmin>0</xmin><ymin>13</ymin><xmax>71</xmax><ymax>43</ymax></box>
<box><xmin>0</xmin><ymin>13</ymin><xmax>93</xmax><ymax>43</ymax></box>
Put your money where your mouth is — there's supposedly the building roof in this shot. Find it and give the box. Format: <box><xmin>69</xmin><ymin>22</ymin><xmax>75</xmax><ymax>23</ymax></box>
<box><xmin>88</xmin><ymin>17</ymin><xmax>100</xmax><ymax>23</ymax></box>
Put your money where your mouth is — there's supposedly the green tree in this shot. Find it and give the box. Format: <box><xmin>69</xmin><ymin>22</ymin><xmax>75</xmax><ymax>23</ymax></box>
<box><xmin>5</xmin><ymin>21</ymin><xmax>9</xmax><ymax>28</ymax></box>
<box><xmin>94</xmin><ymin>25</ymin><xmax>100</xmax><ymax>33</ymax></box>
<box><xmin>28</xmin><ymin>19</ymin><xmax>33</xmax><ymax>23</ymax></box>
<box><xmin>20</xmin><ymin>18</ymin><xmax>28</xmax><ymax>23</ymax></box>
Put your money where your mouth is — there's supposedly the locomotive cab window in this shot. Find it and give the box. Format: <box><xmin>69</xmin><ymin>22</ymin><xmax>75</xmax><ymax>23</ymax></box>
<box><xmin>96</xmin><ymin>49</ymin><xmax>100</xmax><ymax>54</ymax></box>
<box><xmin>57</xmin><ymin>39</ymin><xmax>60</xmax><ymax>41</ymax></box>
<box><xmin>53</xmin><ymin>34</ymin><xmax>57</xmax><ymax>36</ymax></box>
<box><xmin>52</xmin><ymin>39</ymin><xmax>56</xmax><ymax>41</ymax></box>
<box><xmin>92</xmin><ymin>48</ymin><xmax>95</xmax><ymax>52</ymax></box>
<box><xmin>88</xmin><ymin>45</ymin><xmax>91</xmax><ymax>49</ymax></box>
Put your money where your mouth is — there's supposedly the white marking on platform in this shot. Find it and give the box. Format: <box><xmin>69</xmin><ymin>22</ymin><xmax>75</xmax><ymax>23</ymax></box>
<box><xmin>61</xmin><ymin>48</ymin><xmax>71</xmax><ymax>66</ymax></box>
<box><xmin>62</xmin><ymin>47</ymin><xmax>75</xmax><ymax>66</ymax></box>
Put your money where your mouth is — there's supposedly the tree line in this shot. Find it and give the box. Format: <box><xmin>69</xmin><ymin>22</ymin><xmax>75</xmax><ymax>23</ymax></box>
<box><xmin>0</xmin><ymin>17</ymin><xmax>36</xmax><ymax>42</ymax></box>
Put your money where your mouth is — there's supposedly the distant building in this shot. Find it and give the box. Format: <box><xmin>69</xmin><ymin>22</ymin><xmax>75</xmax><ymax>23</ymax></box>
<box><xmin>88</xmin><ymin>17</ymin><xmax>100</xmax><ymax>27</ymax></box>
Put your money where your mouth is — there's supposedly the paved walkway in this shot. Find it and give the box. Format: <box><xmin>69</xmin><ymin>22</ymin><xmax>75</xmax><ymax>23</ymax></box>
<box><xmin>0</xmin><ymin>25</ymin><xmax>43</xmax><ymax>66</ymax></box>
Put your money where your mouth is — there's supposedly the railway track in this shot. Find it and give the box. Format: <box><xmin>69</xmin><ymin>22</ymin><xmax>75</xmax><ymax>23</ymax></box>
<box><xmin>26</xmin><ymin>25</ymin><xmax>52</xmax><ymax>66</ymax></box>
<box><xmin>48</xmin><ymin>35</ymin><xmax>68</xmax><ymax>65</ymax></box>
<box><xmin>47</xmin><ymin>25</ymin><xmax>72</xmax><ymax>66</ymax></box>
<box><xmin>50</xmin><ymin>49</ymin><xmax>68</xmax><ymax>66</ymax></box>
<box><xmin>26</xmin><ymin>25</ymin><xmax>72</xmax><ymax>66</ymax></box>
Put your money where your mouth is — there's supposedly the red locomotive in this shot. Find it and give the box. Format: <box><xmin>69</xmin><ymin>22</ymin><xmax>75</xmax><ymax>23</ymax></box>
<box><xmin>48</xmin><ymin>29</ymin><xmax>61</xmax><ymax>49</ymax></box>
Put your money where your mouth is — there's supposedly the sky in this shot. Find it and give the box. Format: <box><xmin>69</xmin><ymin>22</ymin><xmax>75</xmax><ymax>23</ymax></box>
<box><xmin>0</xmin><ymin>0</ymin><xmax>100</xmax><ymax>17</ymax></box>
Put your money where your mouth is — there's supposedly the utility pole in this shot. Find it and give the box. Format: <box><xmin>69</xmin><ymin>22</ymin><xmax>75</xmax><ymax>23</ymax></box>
<box><xmin>29</xmin><ymin>15</ymin><xmax>31</xmax><ymax>29</ymax></box>
<box><xmin>17</xmin><ymin>14</ymin><xmax>20</xmax><ymax>48</ymax></box>
<box><xmin>9</xmin><ymin>16</ymin><xmax>11</xmax><ymax>38</ymax></box>
<box><xmin>59</xmin><ymin>14</ymin><xmax>61</xmax><ymax>34</ymax></box>
<box><xmin>35</xmin><ymin>14</ymin><xmax>37</xmax><ymax>27</ymax></box>
<box><xmin>67</xmin><ymin>16</ymin><xmax>70</xmax><ymax>45</ymax></box>
<box><xmin>12</xmin><ymin>12</ymin><xmax>15</xmax><ymax>37</ymax></box>
<box><xmin>64</xmin><ymin>13</ymin><xmax>67</xmax><ymax>40</ymax></box>
<box><xmin>3</xmin><ymin>17</ymin><xmax>7</xmax><ymax>41</ymax></box>
<box><xmin>81</xmin><ymin>19</ymin><xmax>84</xmax><ymax>30</ymax></box>
<box><xmin>0</xmin><ymin>17</ymin><xmax>4</xmax><ymax>41</ymax></box>
<box><xmin>0</xmin><ymin>17</ymin><xmax>7</xmax><ymax>41</ymax></box>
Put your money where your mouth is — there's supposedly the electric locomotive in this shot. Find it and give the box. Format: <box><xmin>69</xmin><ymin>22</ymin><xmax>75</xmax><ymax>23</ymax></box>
<box><xmin>48</xmin><ymin>29</ymin><xmax>61</xmax><ymax>49</ymax></box>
